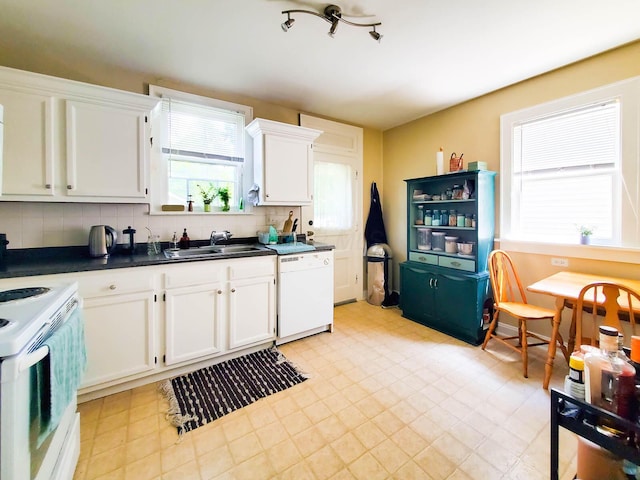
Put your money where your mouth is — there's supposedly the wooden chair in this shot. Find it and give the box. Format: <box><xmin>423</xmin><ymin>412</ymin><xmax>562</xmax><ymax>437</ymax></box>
<box><xmin>482</xmin><ymin>250</ymin><xmax>569</xmax><ymax>378</ymax></box>
<box><xmin>574</xmin><ymin>282</ymin><xmax>640</xmax><ymax>349</ymax></box>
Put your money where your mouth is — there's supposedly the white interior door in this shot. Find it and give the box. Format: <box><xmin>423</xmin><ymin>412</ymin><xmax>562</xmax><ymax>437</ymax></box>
<box><xmin>300</xmin><ymin>115</ymin><xmax>363</xmax><ymax>304</ymax></box>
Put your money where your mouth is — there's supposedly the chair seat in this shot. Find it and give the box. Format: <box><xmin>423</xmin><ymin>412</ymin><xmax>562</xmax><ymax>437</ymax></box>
<box><xmin>498</xmin><ymin>302</ymin><xmax>556</xmax><ymax>320</ymax></box>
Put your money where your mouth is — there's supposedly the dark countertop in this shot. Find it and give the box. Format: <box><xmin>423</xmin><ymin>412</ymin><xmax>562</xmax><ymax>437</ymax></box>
<box><xmin>0</xmin><ymin>238</ymin><xmax>335</xmax><ymax>279</ymax></box>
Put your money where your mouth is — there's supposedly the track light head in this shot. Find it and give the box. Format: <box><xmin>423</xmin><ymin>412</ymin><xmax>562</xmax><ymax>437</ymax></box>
<box><xmin>281</xmin><ymin>14</ymin><xmax>295</xmax><ymax>32</ymax></box>
<box><xmin>328</xmin><ymin>18</ymin><xmax>339</xmax><ymax>38</ymax></box>
<box><xmin>369</xmin><ymin>27</ymin><xmax>382</xmax><ymax>43</ymax></box>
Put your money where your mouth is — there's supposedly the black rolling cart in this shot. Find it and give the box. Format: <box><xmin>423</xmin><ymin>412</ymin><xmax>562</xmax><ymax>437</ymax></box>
<box><xmin>551</xmin><ymin>388</ymin><xmax>640</xmax><ymax>479</ymax></box>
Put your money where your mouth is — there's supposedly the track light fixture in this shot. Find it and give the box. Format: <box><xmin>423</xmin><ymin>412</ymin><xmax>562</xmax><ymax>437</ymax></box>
<box><xmin>281</xmin><ymin>4</ymin><xmax>383</xmax><ymax>42</ymax></box>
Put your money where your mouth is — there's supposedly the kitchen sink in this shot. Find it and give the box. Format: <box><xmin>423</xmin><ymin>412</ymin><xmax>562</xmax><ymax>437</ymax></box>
<box><xmin>212</xmin><ymin>245</ymin><xmax>263</xmax><ymax>254</ymax></box>
<box><xmin>163</xmin><ymin>244</ymin><xmax>263</xmax><ymax>259</ymax></box>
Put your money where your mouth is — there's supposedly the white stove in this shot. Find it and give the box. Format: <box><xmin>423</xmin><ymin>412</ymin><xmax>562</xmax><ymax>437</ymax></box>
<box><xmin>0</xmin><ymin>283</ymin><xmax>79</xmax><ymax>357</ymax></box>
<box><xmin>0</xmin><ymin>281</ymin><xmax>82</xmax><ymax>480</ymax></box>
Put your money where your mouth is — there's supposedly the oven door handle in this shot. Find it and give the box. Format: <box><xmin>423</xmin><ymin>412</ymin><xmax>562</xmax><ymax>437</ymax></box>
<box><xmin>19</xmin><ymin>345</ymin><xmax>49</xmax><ymax>373</ymax></box>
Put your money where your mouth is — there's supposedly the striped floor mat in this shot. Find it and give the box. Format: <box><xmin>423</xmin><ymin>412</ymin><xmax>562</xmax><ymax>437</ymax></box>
<box><xmin>159</xmin><ymin>347</ymin><xmax>307</xmax><ymax>435</ymax></box>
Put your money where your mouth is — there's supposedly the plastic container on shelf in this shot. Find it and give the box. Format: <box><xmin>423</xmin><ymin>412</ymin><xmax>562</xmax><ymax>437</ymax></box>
<box><xmin>417</xmin><ymin>228</ymin><xmax>432</xmax><ymax>250</ymax></box>
<box><xmin>432</xmin><ymin>232</ymin><xmax>446</xmax><ymax>251</ymax></box>
<box><xmin>445</xmin><ymin>236</ymin><xmax>458</xmax><ymax>253</ymax></box>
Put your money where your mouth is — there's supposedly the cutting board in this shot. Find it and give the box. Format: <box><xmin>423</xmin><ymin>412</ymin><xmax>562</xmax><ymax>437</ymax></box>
<box><xmin>283</xmin><ymin>211</ymin><xmax>293</xmax><ymax>233</ymax></box>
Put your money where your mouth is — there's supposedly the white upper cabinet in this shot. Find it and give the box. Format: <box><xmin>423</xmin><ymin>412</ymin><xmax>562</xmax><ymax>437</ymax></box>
<box><xmin>246</xmin><ymin>118</ymin><xmax>322</xmax><ymax>206</ymax></box>
<box><xmin>0</xmin><ymin>66</ymin><xmax>159</xmax><ymax>202</ymax></box>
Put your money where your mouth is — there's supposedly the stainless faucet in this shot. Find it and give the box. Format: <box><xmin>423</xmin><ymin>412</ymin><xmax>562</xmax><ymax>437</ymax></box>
<box><xmin>210</xmin><ymin>230</ymin><xmax>232</xmax><ymax>245</ymax></box>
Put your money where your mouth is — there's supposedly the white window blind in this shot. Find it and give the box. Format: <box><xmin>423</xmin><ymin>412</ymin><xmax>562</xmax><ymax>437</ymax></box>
<box><xmin>511</xmin><ymin>101</ymin><xmax>620</xmax><ymax>243</ymax></box>
<box><xmin>161</xmin><ymin>98</ymin><xmax>245</xmax><ymax>162</ymax></box>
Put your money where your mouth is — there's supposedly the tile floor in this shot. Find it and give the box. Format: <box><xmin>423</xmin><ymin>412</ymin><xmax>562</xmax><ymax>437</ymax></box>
<box><xmin>73</xmin><ymin>301</ymin><xmax>579</xmax><ymax>480</ymax></box>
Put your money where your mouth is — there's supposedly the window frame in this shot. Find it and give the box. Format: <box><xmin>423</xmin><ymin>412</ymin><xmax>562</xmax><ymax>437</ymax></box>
<box><xmin>499</xmin><ymin>76</ymin><xmax>640</xmax><ymax>264</ymax></box>
<box><xmin>148</xmin><ymin>85</ymin><xmax>253</xmax><ymax>214</ymax></box>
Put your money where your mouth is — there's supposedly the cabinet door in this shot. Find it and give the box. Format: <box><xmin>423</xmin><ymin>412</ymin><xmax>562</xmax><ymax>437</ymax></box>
<box><xmin>263</xmin><ymin>134</ymin><xmax>312</xmax><ymax>204</ymax></box>
<box><xmin>0</xmin><ymin>88</ymin><xmax>55</xmax><ymax>196</ymax></box>
<box><xmin>435</xmin><ymin>273</ymin><xmax>486</xmax><ymax>344</ymax></box>
<box><xmin>228</xmin><ymin>275</ymin><xmax>275</xmax><ymax>349</ymax></box>
<box><xmin>165</xmin><ymin>283</ymin><xmax>224</xmax><ymax>365</ymax></box>
<box><xmin>80</xmin><ymin>291</ymin><xmax>156</xmax><ymax>389</ymax></box>
<box><xmin>66</xmin><ymin>99</ymin><xmax>148</xmax><ymax>200</ymax></box>
<box><xmin>399</xmin><ymin>263</ymin><xmax>436</xmax><ymax>325</ymax></box>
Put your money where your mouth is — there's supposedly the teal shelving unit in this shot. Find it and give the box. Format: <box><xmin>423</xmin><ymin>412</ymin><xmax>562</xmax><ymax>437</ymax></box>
<box><xmin>399</xmin><ymin>170</ymin><xmax>496</xmax><ymax>345</ymax></box>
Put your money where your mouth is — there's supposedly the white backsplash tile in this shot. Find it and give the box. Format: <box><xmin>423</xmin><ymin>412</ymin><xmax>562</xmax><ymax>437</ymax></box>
<box><xmin>0</xmin><ymin>202</ymin><xmax>302</xmax><ymax>249</ymax></box>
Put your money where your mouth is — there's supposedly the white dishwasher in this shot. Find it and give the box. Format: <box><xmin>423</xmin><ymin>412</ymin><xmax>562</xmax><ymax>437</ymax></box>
<box><xmin>277</xmin><ymin>250</ymin><xmax>334</xmax><ymax>345</ymax></box>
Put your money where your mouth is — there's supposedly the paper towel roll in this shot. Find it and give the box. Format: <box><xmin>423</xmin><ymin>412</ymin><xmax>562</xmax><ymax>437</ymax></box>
<box><xmin>436</xmin><ymin>148</ymin><xmax>444</xmax><ymax>175</ymax></box>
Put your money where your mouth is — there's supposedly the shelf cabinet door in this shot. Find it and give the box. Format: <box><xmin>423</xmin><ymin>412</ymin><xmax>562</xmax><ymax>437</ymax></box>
<box><xmin>66</xmin><ymin>100</ymin><xmax>149</xmax><ymax>200</ymax></box>
<box><xmin>435</xmin><ymin>272</ymin><xmax>487</xmax><ymax>344</ymax></box>
<box><xmin>399</xmin><ymin>263</ymin><xmax>437</xmax><ymax>325</ymax></box>
<box><xmin>81</xmin><ymin>290</ymin><xmax>156</xmax><ymax>388</ymax></box>
<box><xmin>164</xmin><ymin>283</ymin><xmax>224</xmax><ymax>366</ymax></box>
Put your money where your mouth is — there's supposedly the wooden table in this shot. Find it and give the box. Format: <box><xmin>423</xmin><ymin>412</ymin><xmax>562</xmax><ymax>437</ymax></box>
<box><xmin>527</xmin><ymin>271</ymin><xmax>640</xmax><ymax>389</ymax></box>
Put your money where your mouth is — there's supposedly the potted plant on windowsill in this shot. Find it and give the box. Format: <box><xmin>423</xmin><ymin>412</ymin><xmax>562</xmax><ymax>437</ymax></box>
<box><xmin>578</xmin><ymin>225</ymin><xmax>594</xmax><ymax>245</ymax></box>
<box><xmin>218</xmin><ymin>186</ymin><xmax>230</xmax><ymax>212</ymax></box>
<box><xmin>197</xmin><ymin>183</ymin><xmax>217</xmax><ymax>212</ymax></box>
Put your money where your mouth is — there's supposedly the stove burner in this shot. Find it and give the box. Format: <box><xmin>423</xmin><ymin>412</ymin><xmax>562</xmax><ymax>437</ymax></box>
<box><xmin>0</xmin><ymin>287</ymin><xmax>51</xmax><ymax>303</ymax></box>
<box><xmin>0</xmin><ymin>318</ymin><xmax>9</xmax><ymax>328</ymax></box>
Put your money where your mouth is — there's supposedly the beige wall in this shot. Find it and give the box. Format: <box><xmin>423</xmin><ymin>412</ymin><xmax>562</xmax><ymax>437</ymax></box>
<box><xmin>383</xmin><ymin>40</ymin><xmax>640</xmax><ymax>336</ymax></box>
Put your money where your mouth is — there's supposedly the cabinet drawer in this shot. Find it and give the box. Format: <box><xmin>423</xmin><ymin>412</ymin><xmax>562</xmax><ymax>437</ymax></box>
<box><xmin>164</xmin><ymin>261</ymin><xmax>226</xmax><ymax>289</ymax></box>
<box><xmin>409</xmin><ymin>251</ymin><xmax>438</xmax><ymax>265</ymax></box>
<box><xmin>438</xmin><ymin>256</ymin><xmax>475</xmax><ymax>272</ymax></box>
<box><xmin>229</xmin><ymin>258</ymin><xmax>276</xmax><ymax>280</ymax></box>
<box><xmin>78</xmin><ymin>269</ymin><xmax>154</xmax><ymax>298</ymax></box>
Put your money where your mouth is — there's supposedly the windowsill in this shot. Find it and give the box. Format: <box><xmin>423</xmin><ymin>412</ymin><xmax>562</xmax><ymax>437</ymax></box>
<box><xmin>148</xmin><ymin>210</ymin><xmax>252</xmax><ymax>216</ymax></box>
<box><xmin>498</xmin><ymin>238</ymin><xmax>640</xmax><ymax>265</ymax></box>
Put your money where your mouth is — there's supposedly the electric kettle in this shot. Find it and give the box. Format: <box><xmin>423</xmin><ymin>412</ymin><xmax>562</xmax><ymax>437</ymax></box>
<box><xmin>88</xmin><ymin>225</ymin><xmax>117</xmax><ymax>258</ymax></box>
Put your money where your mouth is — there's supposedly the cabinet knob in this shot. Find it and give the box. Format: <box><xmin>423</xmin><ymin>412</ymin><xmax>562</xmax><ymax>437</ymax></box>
<box><xmin>45</xmin><ymin>184</ymin><xmax>51</xmax><ymax>189</ymax></box>
<box><xmin>231</xmin><ymin>288</ymin><xmax>236</xmax><ymax>293</ymax></box>
<box><xmin>67</xmin><ymin>184</ymin><xmax>73</xmax><ymax>190</ymax></box>
<box><xmin>217</xmin><ymin>290</ymin><xmax>222</xmax><ymax>294</ymax></box>
<box><xmin>109</xmin><ymin>284</ymin><xmax>117</xmax><ymax>290</ymax></box>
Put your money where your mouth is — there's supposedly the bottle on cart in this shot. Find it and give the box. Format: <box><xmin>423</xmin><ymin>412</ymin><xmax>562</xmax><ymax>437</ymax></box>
<box><xmin>584</xmin><ymin>326</ymin><xmax>635</xmax><ymax>419</ymax></box>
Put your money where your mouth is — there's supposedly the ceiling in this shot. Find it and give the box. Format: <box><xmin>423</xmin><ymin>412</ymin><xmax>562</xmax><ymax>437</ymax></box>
<box><xmin>1</xmin><ymin>0</ymin><xmax>639</xmax><ymax>131</ymax></box>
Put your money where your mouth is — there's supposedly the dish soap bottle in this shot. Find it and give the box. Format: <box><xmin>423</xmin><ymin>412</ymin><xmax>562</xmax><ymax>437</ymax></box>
<box><xmin>171</xmin><ymin>232</ymin><xmax>179</xmax><ymax>250</ymax></box>
<box><xmin>179</xmin><ymin>228</ymin><xmax>190</xmax><ymax>249</ymax></box>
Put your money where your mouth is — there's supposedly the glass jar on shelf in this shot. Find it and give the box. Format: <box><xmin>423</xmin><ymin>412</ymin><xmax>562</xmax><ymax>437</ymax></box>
<box><xmin>416</xmin><ymin>205</ymin><xmax>424</xmax><ymax>225</ymax></box>
<box><xmin>424</xmin><ymin>210</ymin><xmax>432</xmax><ymax>226</ymax></box>
<box><xmin>452</xmin><ymin>184</ymin><xmax>463</xmax><ymax>200</ymax></box>
<box><xmin>432</xmin><ymin>209</ymin><xmax>440</xmax><ymax>226</ymax></box>
<box><xmin>449</xmin><ymin>209</ymin><xmax>457</xmax><ymax>226</ymax></box>
<box><xmin>440</xmin><ymin>209</ymin><xmax>448</xmax><ymax>226</ymax></box>
<box><xmin>465</xmin><ymin>214</ymin><xmax>473</xmax><ymax>228</ymax></box>
<box><xmin>457</xmin><ymin>213</ymin><xmax>465</xmax><ymax>227</ymax></box>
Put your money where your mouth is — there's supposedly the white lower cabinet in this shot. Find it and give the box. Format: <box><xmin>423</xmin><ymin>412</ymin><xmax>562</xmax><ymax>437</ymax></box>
<box><xmin>81</xmin><ymin>291</ymin><xmax>156</xmax><ymax>388</ymax></box>
<box><xmin>163</xmin><ymin>262</ymin><xmax>226</xmax><ymax>366</ymax></box>
<box><xmin>228</xmin><ymin>275</ymin><xmax>276</xmax><ymax>349</ymax></box>
<box><xmin>80</xmin><ymin>256</ymin><xmax>276</xmax><ymax>394</ymax></box>
<box><xmin>227</xmin><ymin>258</ymin><xmax>276</xmax><ymax>349</ymax></box>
